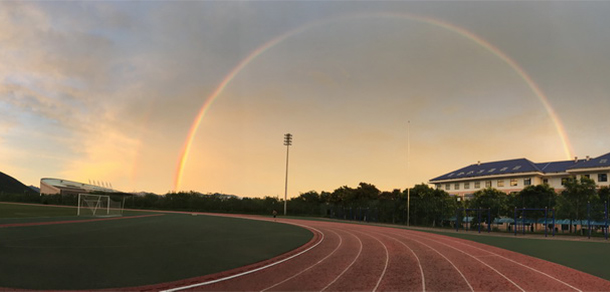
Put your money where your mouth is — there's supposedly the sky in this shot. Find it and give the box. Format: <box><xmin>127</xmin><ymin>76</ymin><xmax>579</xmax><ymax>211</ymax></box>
<box><xmin>1</xmin><ymin>1</ymin><xmax>610</xmax><ymax>197</ymax></box>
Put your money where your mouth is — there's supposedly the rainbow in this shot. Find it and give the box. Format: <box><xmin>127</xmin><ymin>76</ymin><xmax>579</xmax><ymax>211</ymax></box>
<box><xmin>173</xmin><ymin>12</ymin><xmax>574</xmax><ymax>191</ymax></box>
<box><xmin>407</xmin><ymin>14</ymin><xmax>574</xmax><ymax>158</ymax></box>
<box><xmin>173</xmin><ymin>23</ymin><xmax>319</xmax><ymax>190</ymax></box>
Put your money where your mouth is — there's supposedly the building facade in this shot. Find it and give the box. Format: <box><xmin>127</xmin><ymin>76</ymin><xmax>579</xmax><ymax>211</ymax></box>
<box><xmin>429</xmin><ymin>152</ymin><xmax>610</xmax><ymax>199</ymax></box>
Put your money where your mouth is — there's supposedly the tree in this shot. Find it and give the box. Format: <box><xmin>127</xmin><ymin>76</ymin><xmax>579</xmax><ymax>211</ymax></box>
<box><xmin>329</xmin><ymin>186</ymin><xmax>352</xmax><ymax>205</ymax></box>
<box><xmin>510</xmin><ymin>185</ymin><xmax>557</xmax><ymax>227</ymax></box>
<box><xmin>407</xmin><ymin>184</ymin><xmax>456</xmax><ymax>227</ymax></box>
<box><xmin>470</xmin><ymin>188</ymin><xmax>509</xmax><ymax>223</ymax></box>
<box><xmin>598</xmin><ymin>187</ymin><xmax>610</xmax><ymax>207</ymax></box>
<box><xmin>597</xmin><ymin>187</ymin><xmax>610</xmax><ymax>221</ymax></box>
<box><xmin>319</xmin><ymin>191</ymin><xmax>331</xmax><ymax>204</ymax></box>
<box><xmin>556</xmin><ymin>177</ymin><xmax>599</xmax><ymax>233</ymax></box>
<box><xmin>297</xmin><ymin>191</ymin><xmax>321</xmax><ymax>204</ymax></box>
<box><xmin>428</xmin><ymin>188</ymin><xmax>458</xmax><ymax>227</ymax></box>
<box><xmin>353</xmin><ymin>182</ymin><xmax>380</xmax><ymax>205</ymax></box>
<box><xmin>406</xmin><ymin>185</ymin><xmax>426</xmax><ymax>226</ymax></box>
<box><xmin>329</xmin><ymin>182</ymin><xmax>379</xmax><ymax>209</ymax></box>
<box><xmin>512</xmin><ymin>184</ymin><xmax>557</xmax><ymax>209</ymax></box>
<box><xmin>378</xmin><ymin>189</ymin><xmax>402</xmax><ymax>223</ymax></box>
<box><xmin>289</xmin><ymin>191</ymin><xmax>321</xmax><ymax>215</ymax></box>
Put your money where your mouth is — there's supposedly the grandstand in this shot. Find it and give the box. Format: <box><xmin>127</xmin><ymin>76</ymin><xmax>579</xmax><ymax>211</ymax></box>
<box><xmin>40</xmin><ymin>178</ymin><xmax>117</xmax><ymax>196</ymax></box>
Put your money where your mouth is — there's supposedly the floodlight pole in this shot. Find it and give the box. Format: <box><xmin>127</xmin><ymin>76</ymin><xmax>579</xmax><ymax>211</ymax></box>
<box><xmin>283</xmin><ymin>133</ymin><xmax>292</xmax><ymax>216</ymax></box>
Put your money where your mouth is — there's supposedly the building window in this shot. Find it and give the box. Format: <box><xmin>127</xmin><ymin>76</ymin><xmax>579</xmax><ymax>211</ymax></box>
<box><xmin>510</xmin><ymin>179</ymin><xmax>518</xmax><ymax>187</ymax></box>
<box><xmin>474</xmin><ymin>181</ymin><xmax>481</xmax><ymax>188</ymax></box>
<box><xmin>524</xmin><ymin>178</ymin><xmax>532</xmax><ymax>186</ymax></box>
<box><xmin>435</xmin><ymin>184</ymin><xmax>441</xmax><ymax>189</ymax></box>
<box><xmin>561</xmin><ymin>178</ymin><xmax>570</xmax><ymax>185</ymax></box>
<box><xmin>583</xmin><ymin>174</ymin><xmax>590</xmax><ymax>179</ymax></box>
<box><xmin>485</xmin><ymin>181</ymin><xmax>492</xmax><ymax>188</ymax></box>
<box><xmin>599</xmin><ymin>173</ymin><xmax>608</xmax><ymax>182</ymax></box>
<box><xmin>497</xmin><ymin>180</ymin><xmax>505</xmax><ymax>188</ymax></box>
<box><xmin>446</xmin><ymin>184</ymin><xmax>451</xmax><ymax>190</ymax></box>
<box><xmin>464</xmin><ymin>182</ymin><xmax>470</xmax><ymax>189</ymax></box>
<box><xmin>543</xmin><ymin>178</ymin><xmax>549</xmax><ymax>185</ymax></box>
<box><xmin>454</xmin><ymin>183</ymin><xmax>460</xmax><ymax>190</ymax></box>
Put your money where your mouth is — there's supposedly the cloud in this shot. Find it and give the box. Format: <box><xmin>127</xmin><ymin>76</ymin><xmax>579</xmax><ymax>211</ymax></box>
<box><xmin>0</xmin><ymin>2</ymin><xmax>138</xmax><ymax>184</ymax></box>
<box><xmin>60</xmin><ymin>125</ymin><xmax>141</xmax><ymax>187</ymax></box>
<box><xmin>2</xmin><ymin>1</ymin><xmax>610</xmax><ymax>196</ymax></box>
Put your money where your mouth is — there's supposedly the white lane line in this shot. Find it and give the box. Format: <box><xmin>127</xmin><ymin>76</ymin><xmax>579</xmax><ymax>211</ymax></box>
<box><xmin>161</xmin><ymin>225</ymin><xmax>325</xmax><ymax>292</ymax></box>
<box><xmin>405</xmin><ymin>232</ymin><xmax>525</xmax><ymax>292</ymax></box>
<box><xmin>428</xmin><ymin>233</ymin><xmax>582</xmax><ymax>292</ymax></box>
<box><xmin>372</xmin><ymin>235</ymin><xmax>389</xmax><ymax>292</ymax></box>
<box><xmin>393</xmin><ymin>233</ymin><xmax>475</xmax><ymax>292</ymax></box>
<box><xmin>373</xmin><ymin>230</ymin><xmax>426</xmax><ymax>292</ymax></box>
<box><xmin>350</xmin><ymin>230</ymin><xmax>390</xmax><ymax>292</ymax></box>
<box><xmin>260</xmin><ymin>228</ymin><xmax>343</xmax><ymax>292</ymax></box>
<box><xmin>320</xmin><ymin>230</ymin><xmax>363</xmax><ymax>292</ymax></box>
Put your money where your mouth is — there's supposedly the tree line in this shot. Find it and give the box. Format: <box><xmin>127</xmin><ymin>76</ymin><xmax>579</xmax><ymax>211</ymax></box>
<box><xmin>468</xmin><ymin>177</ymin><xmax>610</xmax><ymax>232</ymax></box>
<box><xmin>2</xmin><ymin>177</ymin><xmax>609</xmax><ymax>232</ymax></box>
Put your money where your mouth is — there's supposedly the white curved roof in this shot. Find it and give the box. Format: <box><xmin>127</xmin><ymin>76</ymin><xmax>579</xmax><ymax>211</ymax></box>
<box><xmin>40</xmin><ymin>178</ymin><xmax>116</xmax><ymax>193</ymax></box>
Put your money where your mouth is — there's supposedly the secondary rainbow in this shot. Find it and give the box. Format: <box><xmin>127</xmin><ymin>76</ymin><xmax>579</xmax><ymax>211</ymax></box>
<box><xmin>174</xmin><ymin>12</ymin><xmax>574</xmax><ymax>192</ymax></box>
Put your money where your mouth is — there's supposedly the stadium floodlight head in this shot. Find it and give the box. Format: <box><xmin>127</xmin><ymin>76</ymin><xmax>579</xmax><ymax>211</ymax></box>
<box><xmin>283</xmin><ymin>133</ymin><xmax>293</xmax><ymax>216</ymax></box>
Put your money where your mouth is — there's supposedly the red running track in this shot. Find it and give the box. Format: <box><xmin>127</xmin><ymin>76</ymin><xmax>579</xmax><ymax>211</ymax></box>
<box><xmin>139</xmin><ymin>215</ymin><xmax>610</xmax><ymax>292</ymax></box>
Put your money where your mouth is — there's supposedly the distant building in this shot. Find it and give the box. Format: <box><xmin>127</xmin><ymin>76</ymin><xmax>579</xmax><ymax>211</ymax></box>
<box><xmin>40</xmin><ymin>178</ymin><xmax>117</xmax><ymax>196</ymax></box>
<box><xmin>429</xmin><ymin>152</ymin><xmax>610</xmax><ymax>200</ymax></box>
<box><xmin>212</xmin><ymin>193</ymin><xmax>240</xmax><ymax>200</ymax></box>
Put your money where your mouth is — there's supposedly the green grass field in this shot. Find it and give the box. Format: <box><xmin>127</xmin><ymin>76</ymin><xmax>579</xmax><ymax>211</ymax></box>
<box><xmin>0</xmin><ymin>202</ymin><xmax>77</xmax><ymax>218</ymax></box>
<box><xmin>0</xmin><ymin>203</ymin><xmax>313</xmax><ymax>290</ymax></box>
<box><xmin>0</xmin><ymin>202</ymin><xmax>152</xmax><ymax>225</ymax></box>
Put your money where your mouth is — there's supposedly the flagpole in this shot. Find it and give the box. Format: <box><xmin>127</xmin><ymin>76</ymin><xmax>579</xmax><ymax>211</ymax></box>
<box><xmin>407</xmin><ymin>120</ymin><xmax>410</xmax><ymax>227</ymax></box>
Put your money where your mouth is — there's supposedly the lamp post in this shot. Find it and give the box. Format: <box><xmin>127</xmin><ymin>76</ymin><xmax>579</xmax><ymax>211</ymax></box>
<box><xmin>283</xmin><ymin>133</ymin><xmax>292</xmax><ymax>216</ymax></box>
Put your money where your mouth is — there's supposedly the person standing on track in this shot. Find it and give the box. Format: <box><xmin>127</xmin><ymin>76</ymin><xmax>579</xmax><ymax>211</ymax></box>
<box><xmin>272</xmin><ymin>210</ymin><xmax>278</xmax><ymax>221</ymax></box>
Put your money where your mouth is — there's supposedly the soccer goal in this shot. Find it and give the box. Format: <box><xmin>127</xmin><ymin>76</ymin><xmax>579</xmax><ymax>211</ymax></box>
<box><xmin>77</xmin><ymin>193</ymin><xmax>124</xmax><ymax>217</ymax></box>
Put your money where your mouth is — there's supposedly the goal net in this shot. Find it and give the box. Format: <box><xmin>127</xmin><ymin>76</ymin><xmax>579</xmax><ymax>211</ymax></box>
<box><xmin>77</xmin><ymin>194</ymin><xmax>124</xmax><ymax>217</ymax></box>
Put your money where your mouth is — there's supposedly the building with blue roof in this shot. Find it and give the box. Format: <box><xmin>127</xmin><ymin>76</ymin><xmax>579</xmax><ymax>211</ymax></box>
<box><xmin>429</xmin><ymin>152</ymin><xmax>610</xmax><ymax>199</ymax></box>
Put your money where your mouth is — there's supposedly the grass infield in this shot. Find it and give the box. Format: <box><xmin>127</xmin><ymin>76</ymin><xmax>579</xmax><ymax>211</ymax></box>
<box><xmin>0</xmin><ymin>203</ymin><xmax>312</xmax><ymax>290</ymax></box>
<box><xmin>0</xmin><ymin>202</ymin><xmax>78</xmax><ymax>218</ymax></box>
<box><xmin>0</xmin><ymin>202</ymin><xmax>151</xmax><ymax>225</ymax></box>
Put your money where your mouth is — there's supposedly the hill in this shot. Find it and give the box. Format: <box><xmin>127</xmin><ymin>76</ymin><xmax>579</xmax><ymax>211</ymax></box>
<box><xmin>0</xmin><ymin>171</ymin><xmax>39</xmax><ymax>196</ymax></box>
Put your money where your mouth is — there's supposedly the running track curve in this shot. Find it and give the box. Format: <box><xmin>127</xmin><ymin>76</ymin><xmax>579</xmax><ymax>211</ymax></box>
<box><xmin>137</xmin><ymin>215</ymin><xmax>610</xmax><ymax>292</ymax></box>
